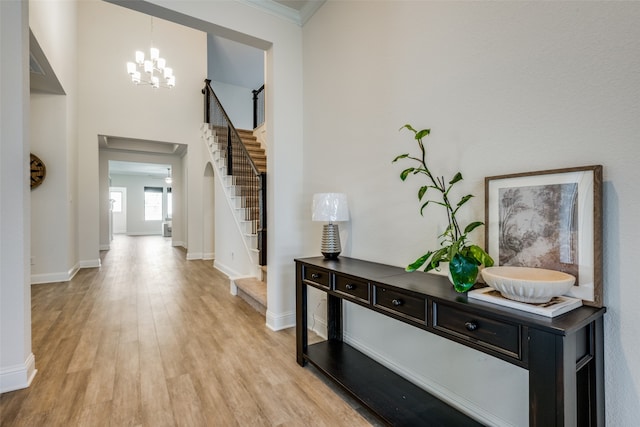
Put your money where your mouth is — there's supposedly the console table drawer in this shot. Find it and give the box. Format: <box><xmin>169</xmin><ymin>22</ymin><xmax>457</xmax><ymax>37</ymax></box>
<box><xmin>433</xmin><ymin>302</ymin><xmax>521</xmax><ymax>359</ymax></box>
<box><xmin>334</xmin><ymin>275</ymin><xmax>370</xmax><ymax>303</ymax></box>
<box><xmin>303</xmin><ymin>266</ymin><xmax>330</xmax><ymax>289</ymax></box>
<box><xmin>374</xmin><ymin>286</ymin><xmax>426</xmax><ymax>323</ymax></box>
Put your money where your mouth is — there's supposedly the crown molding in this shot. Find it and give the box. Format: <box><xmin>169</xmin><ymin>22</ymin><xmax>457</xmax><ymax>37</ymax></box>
<box><xmin>238</xmin><ymin>0</ymin><xmax>325</xmax><ymax>26</ymax></box>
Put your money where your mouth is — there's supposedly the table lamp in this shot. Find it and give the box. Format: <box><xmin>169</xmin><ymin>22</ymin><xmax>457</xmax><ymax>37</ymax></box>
<box><xmin>312</xmin><ymin>193</ymin><xmax>349</xmax><ymax>259</ymax></box>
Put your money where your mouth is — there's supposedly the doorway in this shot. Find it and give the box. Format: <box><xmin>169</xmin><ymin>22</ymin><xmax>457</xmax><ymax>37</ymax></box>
<box><xmin>110</xmin><ymin>186</ymin><xmax>127</xmax><ymax>235</ymax></box>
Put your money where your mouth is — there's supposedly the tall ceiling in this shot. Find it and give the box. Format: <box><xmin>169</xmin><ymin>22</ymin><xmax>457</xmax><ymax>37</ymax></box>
<box><xmin>30</xmin><ymin>0</ymin><xmax>326</xmax><ymax>176</ymax></box>
<box><xmin>209</xmin><ymin>0</ymin><xmax>325</xmax><ymax>89</ymax></box>
<box><xmin>208</xmin><ymin>35</ymin><xmax>264</xmax><ymax>89</ymax></box>
<box><xmin>109</xmin><ymin>160</ymin><xmax>172</xmax><ymax>178</ymax></box>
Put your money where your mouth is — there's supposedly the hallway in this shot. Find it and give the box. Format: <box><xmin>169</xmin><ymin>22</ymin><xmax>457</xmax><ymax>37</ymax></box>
<box><xmin>0</xmin><ymin>236</ymin><xmax>372</xmax><ymax>426</ymax></box>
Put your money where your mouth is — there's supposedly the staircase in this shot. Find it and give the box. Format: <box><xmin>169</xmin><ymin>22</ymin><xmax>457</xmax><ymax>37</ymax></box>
<box><xmin>201</xmin><ymin>124</ymin><xmax>268</xmax><ymax>313</ymax></box>
<box><xmin>201</xmin><ymin>80</ymin><xmax>268</xmax><ymax>315</ymax></box>
<box><xmin>233</xmin><ymin>266</ymin><xmax>267</xmax><ymax>315</ymax></box>
<box><xmin>236</xmin><ymin>129</ymin><xmax>266</xmax><ymax>173</ymax></box>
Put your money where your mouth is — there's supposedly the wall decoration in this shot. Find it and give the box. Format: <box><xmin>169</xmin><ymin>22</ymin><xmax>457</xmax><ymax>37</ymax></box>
<box><xmin>30</xmin><ymin>153</ymin><xmax>47</xmax><ymax>190</ymax></box>
<box><xmin>485</xmin><ymin>165</ymin><xmax>603</xmax><ymax>307</ymax></box>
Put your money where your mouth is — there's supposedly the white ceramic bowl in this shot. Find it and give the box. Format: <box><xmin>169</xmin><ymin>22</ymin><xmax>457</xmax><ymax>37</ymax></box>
<box><xmin>480</xmin><ymin>266</ymin><xmax>576</xmax><ymax>304</ymax></box>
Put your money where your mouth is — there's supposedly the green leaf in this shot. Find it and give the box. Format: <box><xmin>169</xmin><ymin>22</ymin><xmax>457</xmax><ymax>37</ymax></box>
<box><xmin>415</xmin><ymin>129</ymin><xmax>431</xmax><ymax>140</ymax></box>
<box><xmin>400</xmin><ymin>124</ymin><xmax>417</xmax><ymax>133</ymax></box>
<box><xmin>463</xmin><ymin>221</ymin><xmax>484</xmax><ymax>234</ymax></box>
<box><xmin>418</xmin><ymin>186</ymin><xmax>428</xmax><ymax>200</ymax></box>
<box><xmin>419</xmin><ymin>200</ymin><xmax>430</xmax><ymax>215</ymax></box>
<box><xmin>430</xmin><ymin>201</ymin><xmax>449</xmax><ymax>208</ymax></box>
<box><xmin>425</xmin><ymin>247</ymin><xmax>449</xmax><ymax>271</ymax></box>
<box><xmin>448</xmin><ymin>238</ymin><xmax>461</xmax><ymax>261</ymax></box>
<box><xmin>449</xmin><ymin>172</ymin><xmax>463</xmax><ymax>185</ymax></box>
<box><xmin>392</xmin><ymin>153</ymin><xmax>409</xmax><ymax>163</ymax></box>
<box><xmin>456</xmin><ymin>194</ymin><xmax>473</xmax><ymax>207</ymax></box>
<box><xmin>468</xmin><ymin>245</ymin><xmax>494</xmax><ymax>267</ymax></box>
<box><xmin>406</xmin><ymin>252</ymin><xmax>433</xmax><ymax>272</ymax></box>
<box><xmin>400</xmin><ymin>168</ymin><xmax>415</xmax><ymax>181</ymax></box>
<box><xmin>449</xmin><ymin>253</ymin><xmax>479</xmax><ymax>293</ymax></box>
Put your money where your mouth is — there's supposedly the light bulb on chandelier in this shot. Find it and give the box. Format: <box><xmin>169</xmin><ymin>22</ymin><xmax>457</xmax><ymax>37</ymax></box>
<box><xmin>126</xmin><ymin>18</ymin><xmax>176</xmax><ymax>89</ymax></box>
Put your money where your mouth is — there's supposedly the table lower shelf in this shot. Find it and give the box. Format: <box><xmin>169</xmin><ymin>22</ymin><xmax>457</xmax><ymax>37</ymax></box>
<box><xmin>305</xmin><ymin>340</ymin><xmax>484</xmax><ymax>427</ymax></box>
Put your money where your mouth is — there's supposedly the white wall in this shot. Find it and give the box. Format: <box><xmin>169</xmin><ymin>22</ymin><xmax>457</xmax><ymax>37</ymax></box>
<box><xmin>30</xmin><ymin>94</ymin><xmax>73</xmax><ymax>282</ymax></box>
<box><xmin>76</xmin><ymin>0</ymin><xmax>206</xmax><ymax>266</ymax></box>
<box><xmin>202</xmin><ymin>163</ymin><xmax>215</xmax><ymax>260</ymax></box>
<box><xmin>213</xmin><ymin>169</ymin><xmax>254</xmax><ymax>278</ymax></box>
<box><xmin>0</xmin><ymin>0</ymin><xmax>35</xmax><ymax>393</ymax></box>
<box><xmin>29</xmin><ymin>0</ymin><xmax>78</xmax><ymax>283</ymax></box>
<box><xmin>303</xmin><ymin>2</ymin><xmax>640</xmax><ymax>426</ymax></box>
<box><xmin>211</xmin><ymin>80</ymin><xmax>254</xmax><ymax>130</ymax></box>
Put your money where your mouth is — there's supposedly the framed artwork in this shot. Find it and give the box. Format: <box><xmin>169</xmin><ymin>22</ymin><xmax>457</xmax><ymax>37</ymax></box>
<box><xmin>485</xmin><ymin>165</ymin><xmax>603</xmax><ymax>307</ymax></box>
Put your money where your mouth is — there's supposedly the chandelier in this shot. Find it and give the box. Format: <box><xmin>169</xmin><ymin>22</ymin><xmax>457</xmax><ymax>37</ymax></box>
<box><xmin>126</xmin><ymin>18</ymin><xmax>176</xmax><ymax>89</ymax></box>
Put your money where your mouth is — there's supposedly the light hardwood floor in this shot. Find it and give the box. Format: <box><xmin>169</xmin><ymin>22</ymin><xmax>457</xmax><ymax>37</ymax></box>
<box><xmin>0</xmin><ymin>236</ymin><xmax>375</xmax><ymax>426</ymax></box>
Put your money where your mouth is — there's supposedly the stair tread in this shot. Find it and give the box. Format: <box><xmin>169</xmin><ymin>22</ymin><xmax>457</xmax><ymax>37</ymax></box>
<box><xmin>235</xmin><ymin>277</ymin><xmax>267</xmax><ymax>306</ymax></box>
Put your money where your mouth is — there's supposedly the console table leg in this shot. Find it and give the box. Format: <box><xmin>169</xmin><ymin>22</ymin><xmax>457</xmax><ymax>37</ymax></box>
<box><xmin>529</xmin><ymin>326</ymin><xmax>591</xmax><ymax>426</ymax></box>
<box><xmin>327</xmin><ymin>294</ymin><xmax>342</xmax><ymax>341</ymax></box>
<box><xmin>296</xmin><ymin>264</ymin><xmax>307</xmax><ymax>366</ymax></box>
<box><xmin>594</xmin><ymin>317</ymin><xmax>605</xmax><ymax>426</ymax></box>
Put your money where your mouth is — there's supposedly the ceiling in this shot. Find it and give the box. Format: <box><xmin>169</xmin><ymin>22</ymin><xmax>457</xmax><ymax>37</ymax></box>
<box><xmin>30</xmin><ymin>0</ymin><xmax>325</xmax><ymax>176</ymax></box>
<box><xmin>209</xmin><ymin>0</ymin><xmax>325</xmax><ymax>88</ymax></box>
<box><xmin>208</xmin><ymin>35</ymin><xmax>264</xmax><ymax>89</ymax></box>
<box><xmin>109</xmin><ymin>160</ymin><xmax>171</xmax><ymax>178</ymax></box>
<box><xmin>99</xmin><ymin>135</ymin><xmax>186</xmax><ymax>177</ymax></box>
<box><xmin>30</xmin><ymin>29</ymin><xmax>65</xmax><ymax>95</ymax></box>
<box><xmin>98</xmin><ymin>135</ymin><xmax>187</xmax><ymax>156</ymax></box>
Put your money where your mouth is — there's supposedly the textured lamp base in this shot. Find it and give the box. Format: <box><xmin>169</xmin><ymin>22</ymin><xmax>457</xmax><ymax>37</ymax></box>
<box><xmin>321</xmin><ymin>223</ymin><xmax>341</xmax><ymax>259</ymax></box>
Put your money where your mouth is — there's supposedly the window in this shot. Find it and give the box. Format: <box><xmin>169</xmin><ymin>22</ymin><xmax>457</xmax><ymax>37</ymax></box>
<box><xmin>166</xmin><ymin>187</ymin><xmax>172</xmax><ymax>219</ymax></box>
<box><xmin>144</xmin><ymin>187</ymin><xmax>163</xmax><ymax>221</ymax></box>
<box><xmin>110</xmin><ymin>191</ymin><xmax>122</xmax><ymax>213</ymax></box>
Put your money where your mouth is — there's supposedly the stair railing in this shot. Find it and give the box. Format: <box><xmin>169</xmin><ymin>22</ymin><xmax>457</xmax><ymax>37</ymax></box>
<box><xmin>252</xmin><ymin>84</ymin><xmax>265</xmax><ymax>129</ymax></box>
<box><xmin>202</xmin><ymin>79</ymin><xmax>267</xmax><ymax>266</ymax></box>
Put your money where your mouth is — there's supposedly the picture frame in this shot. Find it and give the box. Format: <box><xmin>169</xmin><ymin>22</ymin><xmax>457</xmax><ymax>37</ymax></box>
<box><xmin>485</xmin><ymin>165</ymin><xmax>603</xmax><ymax>307</ymax></box>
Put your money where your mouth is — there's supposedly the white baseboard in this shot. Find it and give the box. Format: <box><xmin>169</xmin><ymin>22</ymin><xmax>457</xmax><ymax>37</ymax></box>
<box><xmin>68</xmin><ymin>263</ymin><xmax>80</xmax><ymax>280</ymax></box>
<box><xmin>79</xmin><ymin>259</ymin><xmax>101</xmax><ymax>268</ymax></box>
<box><xmin>126</xmin><ymin>232</ymin><xmax>162</xmax><ymax>236</ymax></box>
<box><xmin>31</xmin><ymin>262</ymin><xmax>80</xmax><ymax>284</ymax></box>
<box><xmin>203</xmin><ymin>252</ymin><xmax>215</xmax><ymax>260</ymax></box>
<box><xmin>186</xmin><ymin>252</ymin><xmax>202</xmax><ymax>260</ymax></box>
<box><xmin>0</xmin><ymin>353</ymin><xmax>37</xmax><ymax>393</ymax></box>
<box><xmin>213</xmin><ymin>261</ymin><xmax>241</xmax><ymax>278</ymax></box>
<box><xmin>266</xmin><ymin>310</ymin><xmax>295</xmax><ymax>331</ymax></box>
<box><xmin>343</xmin><ymin>332</ymin><xmax>512</xmax><ymax>427</ymax></box>
<box><xmin>310</xmin><ymin>317</ymin><xmax>328</xmax><ymax>340</ymax></box>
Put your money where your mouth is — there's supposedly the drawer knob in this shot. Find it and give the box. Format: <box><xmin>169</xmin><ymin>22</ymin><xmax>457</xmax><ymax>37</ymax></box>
<box><xmin>392</xmin><ymin>298</ymin><xmax>403</xmax><ymax>307</ymax></box>
<box><xmin>311</xmin><ymin>273</ymin><xmax>320</xmax><ymax>279</ymax></box>
<box><xmin>346</xmin><ymin>284</ymin><xmax>355</xmax><ymax>290</ymax></box>
<box><xmin>465</xmin><ymin>321</ymin><xmax>478</xmax><ymax>331</ymax></box>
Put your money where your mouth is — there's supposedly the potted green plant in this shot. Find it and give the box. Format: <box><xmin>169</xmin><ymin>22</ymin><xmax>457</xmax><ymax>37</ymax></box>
<box><xmin>393</xmin><ymin>124</ymin><xmax>494</xmax><ymax>292</ymax></box>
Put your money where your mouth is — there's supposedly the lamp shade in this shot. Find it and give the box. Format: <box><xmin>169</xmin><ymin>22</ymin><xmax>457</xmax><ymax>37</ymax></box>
<box><xmin>312</xmin><ymin>193</ymin><xmax>349</xmax><ymax>222</ymax></box>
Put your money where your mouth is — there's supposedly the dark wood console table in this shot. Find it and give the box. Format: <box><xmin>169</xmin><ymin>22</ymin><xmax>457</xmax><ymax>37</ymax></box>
<box><xmin>295</xmin><ymin>256</ymin><xmax>605</xmax><ymax>426</ymax></box>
